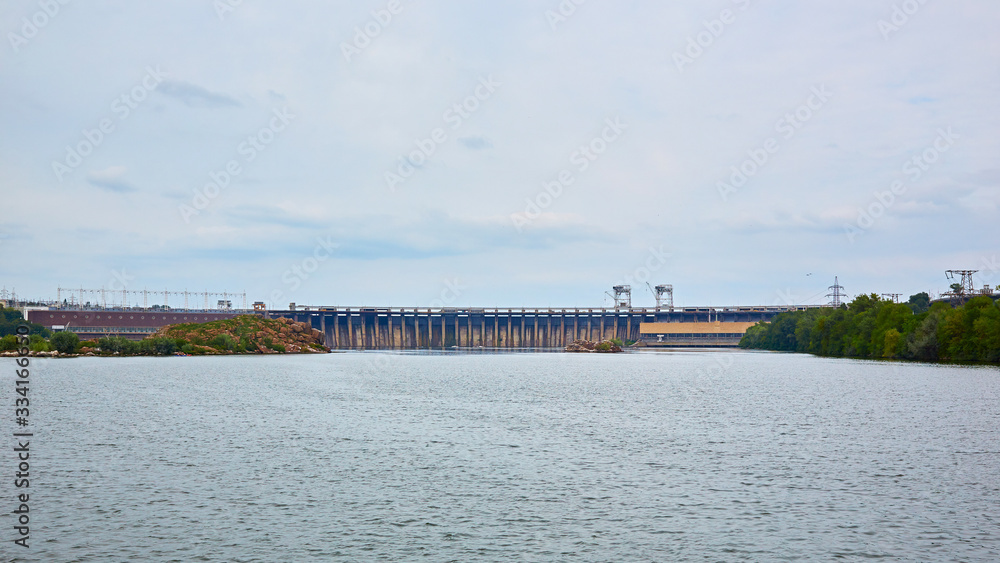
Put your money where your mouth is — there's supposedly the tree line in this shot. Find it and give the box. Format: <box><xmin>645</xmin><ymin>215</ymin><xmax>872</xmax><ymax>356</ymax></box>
<box><xmin>740</xmin><ymin>293</ymin><xmax>1000</xmax><ymax>363</ymax></box>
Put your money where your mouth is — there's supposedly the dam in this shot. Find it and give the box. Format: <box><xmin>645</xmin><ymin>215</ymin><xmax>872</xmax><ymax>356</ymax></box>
<box><xmin>23</xmin><ymin>287</ymin><xmax>825</xmax><ymax>349</ymax></box>
<box><xmin>266</xmin><ymin>304</ymin><xmax>818</xmax><ymax>349</ymax></box>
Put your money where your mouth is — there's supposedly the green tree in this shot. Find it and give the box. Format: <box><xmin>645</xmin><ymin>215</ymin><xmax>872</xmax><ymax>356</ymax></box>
<box><xmin>0</xmin><ymin>334</ymin><xmax>18</xmax><ymax>351</ymax></box>
<box><xmin>0</xmin><ymin>307</ymin><xmax>49</xmax><ymax>337</ymax></box>
<box><xmin>882</xmin><ymin>328</ymin><xmax>901</xmax><ymax>358</ymax></box>
<box><xmin>28</xmin><ymin>334</ymin><xmax>51</xmax><ymax>352</ymax></box>
<box><xmin>209</xmin><ymin>334</ymin><xmax>236</xmax><ymax>351</ymax></box>
<box><xmin>97</xmin><ymin>336</ymin><xmax>139</xmax><ymax>355</ymax></box>
<box><xmin>50</xmin><ymin>331</ymin><xmax>80</xmax><ymax>354</ymax></box>
<box><xmin>907</xmin><ymin>292</ymin><xmax>931</xmax><ymax>314</ymax></box>
<box><xmin>138</xmin><ymin>337</ymin><xmax>178</xmax><ymax>356</ymax></box>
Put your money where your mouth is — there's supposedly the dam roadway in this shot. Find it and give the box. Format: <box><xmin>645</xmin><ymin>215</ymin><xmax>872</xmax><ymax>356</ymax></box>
<box><xmin>266</xmin><ymin>305</ymin><xmax>824</xmax><ymax>349</ymax></box>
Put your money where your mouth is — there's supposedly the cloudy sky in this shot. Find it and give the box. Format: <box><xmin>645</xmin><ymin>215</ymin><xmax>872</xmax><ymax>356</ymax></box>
<box><xmin>1</xmin><ymin>0</ymin><xmax>997</xmax><ymax>309</ymax></box>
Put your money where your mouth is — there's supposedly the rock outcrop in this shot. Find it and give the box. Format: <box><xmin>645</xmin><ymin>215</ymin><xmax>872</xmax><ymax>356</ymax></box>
<box><xmin>151</xmin><ymin>315</ymin><xmax>329</xmax><ymax>354</ymax></box>
<box><xmin>564</xmin><ymin>339</ymin><xmax>624</xmax><ymax>353</ymax></box>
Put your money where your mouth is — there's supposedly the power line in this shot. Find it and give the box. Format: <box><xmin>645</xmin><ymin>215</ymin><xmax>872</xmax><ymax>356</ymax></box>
<box><xmin>55</xmin><ymin>287</ymin><xmax>247</xmax><ymax>311</ymax></box>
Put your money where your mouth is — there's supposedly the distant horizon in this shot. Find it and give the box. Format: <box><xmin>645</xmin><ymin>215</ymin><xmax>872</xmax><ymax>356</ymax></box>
<box><xmin>1</xmin><ymin>277</ymin><xmax>970</xmax><ymax>311</ymax></box>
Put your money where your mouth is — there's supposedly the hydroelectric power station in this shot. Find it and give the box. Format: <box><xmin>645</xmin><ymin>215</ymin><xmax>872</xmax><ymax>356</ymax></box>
<box><xmin>18</xmin><ymin>285</ymin><xmax>827</xmax><ymax>349</ymax></box>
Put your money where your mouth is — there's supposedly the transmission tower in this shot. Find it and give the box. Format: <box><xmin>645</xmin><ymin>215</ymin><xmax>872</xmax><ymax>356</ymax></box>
<box><xmin>827</xmin><ymin>276</ymin><xmax>846</xmax><ymax>308</ymax></box>
<box><xmin>944</xmin><ymin>270</ymin><xmax>978</xmax><ymax>304</ymax></box>
<box><xmin>945</xmin><ymin>270</ymin><xmax>977</xmax><ymax>294</ymax></box>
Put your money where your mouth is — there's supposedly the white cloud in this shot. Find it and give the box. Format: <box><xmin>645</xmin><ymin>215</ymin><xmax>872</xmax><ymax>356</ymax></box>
<box><xmin>1</xmin><ymin>0</ymin><xmax>997</xmax><ymax>305</ymax></box>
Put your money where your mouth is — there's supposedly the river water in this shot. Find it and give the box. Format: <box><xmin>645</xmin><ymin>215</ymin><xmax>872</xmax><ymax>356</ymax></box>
<box><xmin>4</xmin><ymin>350</ymin><xmax>999</xmax><ymax>561</ymax></box>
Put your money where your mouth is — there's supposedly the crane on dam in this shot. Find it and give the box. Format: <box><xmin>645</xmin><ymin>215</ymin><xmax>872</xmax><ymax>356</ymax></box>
<box><xmin>646</xmin><ymin>282</ymin><xmax>674</xmax><ymax>311</ymax></box>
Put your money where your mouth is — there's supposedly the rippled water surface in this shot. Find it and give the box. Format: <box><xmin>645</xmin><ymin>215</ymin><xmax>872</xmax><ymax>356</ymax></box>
<box><xmin>4</xmin><ymin>350</ymin><xmax>1000</xmax><ymax>561</ymax></box>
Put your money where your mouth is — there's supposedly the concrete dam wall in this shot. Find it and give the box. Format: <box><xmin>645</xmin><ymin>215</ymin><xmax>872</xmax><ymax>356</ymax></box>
<box><xmin>269</xmin><ymin>306</ymin><xmax>812</xmax><ymax>350</ymax></box>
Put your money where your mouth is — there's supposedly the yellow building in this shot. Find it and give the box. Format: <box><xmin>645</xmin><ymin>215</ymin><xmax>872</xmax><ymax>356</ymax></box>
<box><xmin>639</xmin><ymin>321</ymin><xmax>759</xmax><ymax>347</ymax></box>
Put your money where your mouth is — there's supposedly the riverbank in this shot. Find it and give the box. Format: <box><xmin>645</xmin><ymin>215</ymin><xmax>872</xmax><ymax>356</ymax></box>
<box><xmin>739</xmin><ymin>294</ymin><xmax>1000</xmax><ymax>363</ymax></box>
<box><xmin>4</xmin><ymin>315</ymin><xmax>330</xmax><ymax>356</ymax></box>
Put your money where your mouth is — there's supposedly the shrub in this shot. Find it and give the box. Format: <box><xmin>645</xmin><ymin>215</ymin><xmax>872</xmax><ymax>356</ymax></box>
<box><xmin>97</xmin><ymin>336</ymin><xmax>139</xmax><ymax>355</ymax></box>
<box><xmin>50</xmin><ymin>332</ymin><xmax>81</xmax><ymax>354</ymax></box>
<box><xmin>138</xmin><ymin>337</ymin><xmax>177</xmax><ymax>356</ymax></box>
<box><xmin>209</xmin><ymin>334</ymin><xmax>236</xmax><ymax>351</ymax></box>
<box><xmin>271</xmin><ymin>343</ymin><xmax>286</xmax><ymax>353</ymax></box>
<box><xmin>0</xmin><ymin>334</ymin><xmax>17</xmax><ymax>351</ymax></box>
<box><xmin>28</xmin><ymin>334</ymin><xmax>51</xmax><ymax>352</ymax></box>
<box><xmin>154</xmin><ymin>338</ymin><xmax>178</xmax><ymax>355</ymax></box>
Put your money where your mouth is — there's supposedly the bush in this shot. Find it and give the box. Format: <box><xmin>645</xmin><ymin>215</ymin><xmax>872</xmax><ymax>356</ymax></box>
<box><xmin>28</xmin><ymin>334</ymin><xmax>51</xmax><ymax>352</ymax></box>
<box><xmin>0</xmin><ymin>334</ymin><xmax>17</xmax><ymax>351</ymax></box>
<box><xmin>50</xmin><ymin>332</ymin><xmax>81</xmax><ymax>354</ymax></box>
<box><xmin>138</xmin><ymin>337</ymin><xmax>178</xmax><ymax>356</ymax></box>
<box><xmin>97</xmin><ymin>336</ymin><xmax>139</xmax><ymax>355</ymax></box>
<box><xmin>209</xmin><ymin>334</ymin><xmax>236</xmax><ymax>351</ymax></box>
<box><xmin>270</xmin><ymin>343</ymin><xmax>286</xmax><ymax>353</ymax></box>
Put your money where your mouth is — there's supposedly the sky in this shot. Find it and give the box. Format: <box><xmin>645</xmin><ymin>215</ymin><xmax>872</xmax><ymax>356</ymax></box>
<box><xmin>1</xmin><ymin>0</ymin><xmax>998</xmax><ymax>309</ymax></box>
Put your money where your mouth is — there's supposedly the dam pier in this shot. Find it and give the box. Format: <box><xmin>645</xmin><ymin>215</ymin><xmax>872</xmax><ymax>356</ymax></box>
<box><xmin>22</xmin><ymin>285</ymin><xmax>826</xmax><ymax>349</ymax></box>
<box><xmin>268</xmin><ymin>304</ymin><xmax>817</xmax><ymax>349</ymax></box>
